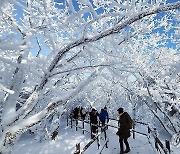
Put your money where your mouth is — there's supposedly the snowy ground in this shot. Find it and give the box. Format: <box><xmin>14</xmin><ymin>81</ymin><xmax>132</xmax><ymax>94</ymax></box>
<box><xmin>12</xmin><ymin>119</ymin><xmax>179</xmax><ymax>154</ymax></box>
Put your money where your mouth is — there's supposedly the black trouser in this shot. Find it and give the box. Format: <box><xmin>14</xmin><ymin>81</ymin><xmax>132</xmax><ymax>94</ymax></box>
<box><xmin>81</xmin><ymin>115</ymin><xmax>86</xmax><ymax>120</ymax></box>
<box><xmin>101</xmin><ymin>121</ymin><xmax>108</xmax><ymax>131</ymax></box>
<box><xmin>119</xmin><ymin>138</ymin><xmax>130</xmax><ymax>152</ymax></box>
<box><xmin>91</xmin><ymin>123</ymin><xmax>98</xmax><ymax>138</ymax></box>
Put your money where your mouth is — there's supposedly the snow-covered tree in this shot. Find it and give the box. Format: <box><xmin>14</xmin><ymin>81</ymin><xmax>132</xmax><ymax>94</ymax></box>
<box><xmin>0</xmin><ymin>0</ymin><xmax>179</xmax><ymax>153</ymax></box>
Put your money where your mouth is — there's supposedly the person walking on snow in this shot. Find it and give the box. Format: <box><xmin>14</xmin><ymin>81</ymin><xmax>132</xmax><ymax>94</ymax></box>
<box><xmin>73</xmin><ymin>107</ymin><xmax>80</xmax><ymax>119</ymax></box>
<box><xmin>89</xmin><ymin>108</ymin><xmax>99</xmax><ymax>138</ymax></box>
<box><xmin>116</xmin><ymin>107</ymin><xmax>133</xmax><ymax>154</ymax></box>
<box><xmin>99</xmin><ymin>106</ymin><xmax>109</xmax><ymax>130</ymax></box>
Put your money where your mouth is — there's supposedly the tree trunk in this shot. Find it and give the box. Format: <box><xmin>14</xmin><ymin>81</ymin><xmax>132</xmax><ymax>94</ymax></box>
<box><xmin>0</xmin><ymin>131</ymin><xmax>17</xmax><ymax>154</ymax></box>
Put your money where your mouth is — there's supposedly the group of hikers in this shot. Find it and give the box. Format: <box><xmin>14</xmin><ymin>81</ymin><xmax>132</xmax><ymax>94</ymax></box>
<box><xmin>89</xmin><ymin>107</ymin><xmax>109</xmax><ymax>136</ymax></box>
<box><xmin>72</xmin><ymin>106</ymin><xmax>87</xmax><ymax>120</ymax></box>
<box><xmin>71</xmin><ymin>106</ymin><xmax>133</xmax><ymax>154</ymax></box>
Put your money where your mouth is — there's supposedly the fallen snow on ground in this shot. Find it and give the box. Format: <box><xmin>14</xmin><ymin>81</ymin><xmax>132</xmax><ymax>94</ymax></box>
<box><xmin>12</xmin><ymin>119</ymin><xmax>179</xmax><ymax>154</ymax></box>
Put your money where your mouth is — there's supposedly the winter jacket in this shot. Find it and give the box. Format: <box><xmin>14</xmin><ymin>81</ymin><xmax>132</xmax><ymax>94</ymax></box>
<box><xmin>73</xmin><ymin>107</ymin><xmax>79</xmax><ymax>119</ymax></box>
<box><xmin>99</xmin><ymin>109</ymin><xmax>109</xmax><ymax>123</ymax></box>
<box><xmin>116</xmin><ymin>112</ymin><xmax>132</xmax><ymax>139</ymax></box>
<box><xmin>89</xmin><ymin>111</ymin><xmax>99</xmax><ymax>124</ymax></box>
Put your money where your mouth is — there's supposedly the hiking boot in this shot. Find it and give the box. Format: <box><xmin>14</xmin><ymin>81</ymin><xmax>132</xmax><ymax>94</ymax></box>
<box><xmin>124</xmin><ymin>148</ymin><xmax>130</xmax><ymax>153</ymax></box>
<box><xmin>120</xmin><ymin>151</ymin><xmax>124</xmax><ymax>154</ymax></box>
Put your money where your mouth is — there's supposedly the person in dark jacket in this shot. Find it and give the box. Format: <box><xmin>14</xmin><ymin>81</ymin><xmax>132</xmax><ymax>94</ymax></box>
<box><xmin>116</xmin><ymin>107</ymin><xmax>132</xmax><ymax>154</ymax></box>
<box><xmin>73</xmin><ymin>107</ymin><xmax>79</xmax><ymax>119</ymax></box>
<box><xmin>99</xmin><ymin>106</ymin><xmax>109</xmax><ymax>129</ymax></box>
<box><xmin>89</xmin><ymin>108</ymin><xmax>99</xmax><ymax>138</ymax></box>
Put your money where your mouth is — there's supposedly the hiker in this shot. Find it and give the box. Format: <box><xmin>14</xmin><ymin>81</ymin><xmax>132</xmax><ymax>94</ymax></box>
<box><xmin>99</xmin><ymin>106</ymin><xmax>109</xmax><ymax>130</ymax></box>
<box><xmin>116</xmin><ymin>107</ymin><xmax>133</xmax><ymax>154</ymax></box>
<box><xmin>89</xmin><ymin>108</ymin><xmax>99</xmax><ymax>138</ymax></box>
<box><xmin>73</xmin><ymin>107</ymin><xmax>80</xmax><ymax>119</ymax></box>
<box><xmin>80</xmin><ymin>107</ymin><xmax>86</xmax><ymax>120</ymax></box>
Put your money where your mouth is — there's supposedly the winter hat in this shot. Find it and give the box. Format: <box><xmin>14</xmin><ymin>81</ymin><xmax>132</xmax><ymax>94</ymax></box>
<box><xmin>92</xmin><ymin>108</ymin><xmax>96</xmax><ymax>111</ymax></box>
<box><xmin>104</xmin><ymin>106</ymin><xmax>107</xmax><ymax>110</ymax></box>
<box><xmin>117</xmin><ymin>107</ymin><xmax>124</xmax><ymax>113</ymax></box>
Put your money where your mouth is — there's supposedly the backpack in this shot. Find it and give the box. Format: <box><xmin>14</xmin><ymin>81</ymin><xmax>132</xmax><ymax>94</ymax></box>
<box><xmin>126</xmin><ymin>114</ymin><xmax>133</xmax><ymax>129</ymax></box>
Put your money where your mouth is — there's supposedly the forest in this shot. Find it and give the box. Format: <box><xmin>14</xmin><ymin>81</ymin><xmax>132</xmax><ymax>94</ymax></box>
<box><xmin>0</xmin><ymin>0</ymin><xmax>179</xmax><ymax>153</ymax></box>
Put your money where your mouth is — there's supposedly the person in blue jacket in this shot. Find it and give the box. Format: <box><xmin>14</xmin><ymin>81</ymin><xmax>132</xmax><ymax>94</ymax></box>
<box><xmin>99</xmin><ymin>106</ymin><xmax>109</xmax><ymax>129</ymax></box>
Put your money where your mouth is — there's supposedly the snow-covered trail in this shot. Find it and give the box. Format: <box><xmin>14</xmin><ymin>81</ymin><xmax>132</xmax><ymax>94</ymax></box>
<box><xmin>12</xmin><ymin>119</ymin><xmax>157</xmax><ymax>154</ymax></box>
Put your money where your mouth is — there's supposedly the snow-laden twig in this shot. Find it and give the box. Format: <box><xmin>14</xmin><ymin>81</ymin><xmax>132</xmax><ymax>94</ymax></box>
<box><xmin>0</xmin><ymin>83</ymin><xmax>14</xmax><ymax>94</ymax></box>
